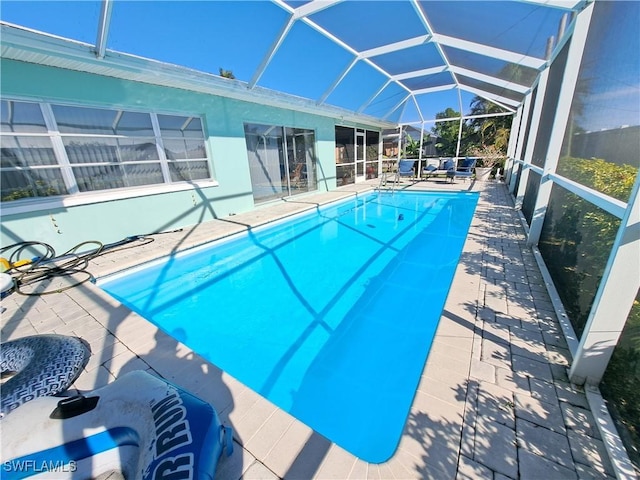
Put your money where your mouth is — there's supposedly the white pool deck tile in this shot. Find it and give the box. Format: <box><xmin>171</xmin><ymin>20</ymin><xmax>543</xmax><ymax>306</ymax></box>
<box><xmin>0</xmin><ymin>179</ymin><xmax>618</xmax><ymax>479</ymax></box>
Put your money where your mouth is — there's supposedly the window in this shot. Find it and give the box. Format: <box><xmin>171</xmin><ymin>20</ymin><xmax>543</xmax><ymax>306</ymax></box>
<box><xmin>157</xmin><ymin>114</ymin><xmax>210</xmax><ymax>182</ymax></box>
<box><xmin>1</xmin><ymin>101</ymin><xmax>68</xmax><ymax>201</ymax></box>
<box><xmin>0</xmin><ymin>100</ymin><xmax>212</xmax><ymax>202</ymax></box>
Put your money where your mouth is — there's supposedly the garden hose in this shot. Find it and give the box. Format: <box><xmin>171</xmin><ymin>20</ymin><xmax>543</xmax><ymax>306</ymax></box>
<box><xmin>7</xmin><ymin>240</ymin><xmax>104</xmax><ymax>296</ymax></box>
<box><xmin>0</xmin><ymin>229</ymin><xmax>182</xmax><ymax>296</ymax></box>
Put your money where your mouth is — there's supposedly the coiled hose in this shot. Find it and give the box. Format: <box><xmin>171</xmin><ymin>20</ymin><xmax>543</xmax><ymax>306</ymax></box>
<box><xmin>1</xmin><ymin>231</ymin><xmax>177</xmax><ymax>296</ymax></box>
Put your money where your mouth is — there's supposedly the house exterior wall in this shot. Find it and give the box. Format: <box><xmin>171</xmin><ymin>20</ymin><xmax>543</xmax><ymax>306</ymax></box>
<box><xmin>0</xmin><ymin>59</ymin><xmax>346</xmax><ymax>253</ymax></box>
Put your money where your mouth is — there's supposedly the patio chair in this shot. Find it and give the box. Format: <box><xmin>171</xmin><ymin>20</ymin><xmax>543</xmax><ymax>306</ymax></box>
<box><xmin>290</xmin><ymin>163</ymin><xmax>305</xmax><ymax>189</ymax></box>
<box><xmin>423</xmin><ymin>158</ymin><xmax>455</xmax><ymax>181</ymax></box>
<box><xmin>387</xmin><ymin>159</ymin><xmax>417</xmax><ymax>191</ymax></box>
<box><xmin>447</xmin><ymin>157</ymin><xmax>477</xmax><ymax>183</ymax></box>
<box><xmin>396</xmin><ymin>160</ymin><xmax>416</xmax><ymax>183</ymax></box>
<box><xmin>422</xmin><ymin>164</ymin><xmax>439</xmax><ymax>179</ymax></box>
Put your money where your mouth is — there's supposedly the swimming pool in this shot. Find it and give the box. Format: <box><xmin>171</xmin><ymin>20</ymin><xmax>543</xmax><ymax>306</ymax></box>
<box><xmin>99</xmin><ymin>190</ymin><xmax>478</xmax><ymax>463</ymax></box>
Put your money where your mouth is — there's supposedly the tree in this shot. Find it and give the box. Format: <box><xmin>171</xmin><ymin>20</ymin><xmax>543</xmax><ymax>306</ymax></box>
<box><xmin>431</xmin><ymin>108</ymin><xmax>462</xmax><ymax>156</ymax></box>
<box><xmin>402</xmin><ymin>135</ymin><xmax>421</xmax><ymax>158</ymax></box>
<box><xmin>219</xmin><ymin>68</ymin><xmax>235</xmax><ymax>79</ymax></box>
<box><xmin>464</xmin><ymin>97</ymin><xmax>512</xmax><ymax>153</ymax></box>
<box><xmin>558</xmin><ymin>156</ymin><xmax>636</xmax><ymax>203</ymax></box>
<box><xmin>431</xmin><ymin>99</ymin><xmax>513</xmax><ymax>159</ymax></box>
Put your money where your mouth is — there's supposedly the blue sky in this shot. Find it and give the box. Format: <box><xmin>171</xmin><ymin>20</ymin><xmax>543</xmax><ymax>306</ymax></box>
<box><xmin>573</xmin><ymin>1</ymin><xmax>640</xmax><ymax>131</ymax></box>
<box><xmin>1</xmin><ymin>1</ymin><xmax>637</xmax><ymax>128</ymax></box>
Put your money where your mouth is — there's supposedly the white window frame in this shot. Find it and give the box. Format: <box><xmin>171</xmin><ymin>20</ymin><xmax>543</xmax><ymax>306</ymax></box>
<box><xmin>1</xmin><ymin>99</ymin><xmax>217</xmax><ymax>215</ymax></box>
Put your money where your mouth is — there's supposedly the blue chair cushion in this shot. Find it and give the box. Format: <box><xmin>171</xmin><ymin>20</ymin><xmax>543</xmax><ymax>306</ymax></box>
<box><xmin>460</xmin><ymin>158</ymin><xmax>476</xmax><ymax>169</ymax></box>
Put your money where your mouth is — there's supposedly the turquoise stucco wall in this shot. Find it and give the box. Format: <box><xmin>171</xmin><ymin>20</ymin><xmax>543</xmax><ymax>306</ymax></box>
<box><xmin>0</xmin><ymin>59</ymin><xmax>348</xmax><ymax>253</ymax></box>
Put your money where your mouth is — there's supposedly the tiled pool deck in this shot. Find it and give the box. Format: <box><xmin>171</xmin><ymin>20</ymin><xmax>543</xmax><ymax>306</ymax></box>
<box><xmin>0</xmin><ymin>179</ymin><xmax>619</xmax><ymax>479</ymax></box>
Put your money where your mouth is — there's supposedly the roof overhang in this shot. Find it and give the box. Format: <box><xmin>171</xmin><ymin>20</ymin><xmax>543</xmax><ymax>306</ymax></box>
<box><xmin>0</xmin><ymin>22</ymin><xmax>398</xmax><ymax>130</ymax></box>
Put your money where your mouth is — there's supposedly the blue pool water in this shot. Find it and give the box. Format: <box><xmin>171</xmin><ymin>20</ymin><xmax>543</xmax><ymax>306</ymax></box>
<box><xmin>99</xmin><ymin>191</ymin><xmax>478</xmax><ymax>463</ymax></box>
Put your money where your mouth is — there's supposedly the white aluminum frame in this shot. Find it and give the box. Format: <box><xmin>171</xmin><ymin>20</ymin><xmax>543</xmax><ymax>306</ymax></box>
<box><xmin>94</xmin><ymin>0</ymin><xmax>113</xmax><ymax>59</ymax></box>
<box><xmin>502</xmin><ymin>6</ymin><xmax>638</xmax><ymax>472</ymax></box>
<box><xmin>514</xmin><ymin>66</ymin><xmax>549</xmax><ymax>210</ymax></box>
<box><xmin>526</xmin><ymin>0</ymin><xmax>593</xmax><ymax>245</ymax></box>
<box><xmin>504</xmin><ymin>105</ymin><xmax>523</xmax><ymax>185</ymax></box>
<box><xmin>569</xmin><ymin>175</ymin><xmax>640</xmax><ymax>385</ymax></box>
<box><xmin>507</xmin><ymin>1</ymin><xmax>640</xmax><ymax>393</ymax></box>
<box><xmin>509</xmin><ymin>93</ymin><xmax>533</xmax><ymax>194</ymax></box>
<box><xmin>40</xmin><ymin>102</ymin><xmax>78</xmax><ymax>195</ymax></box>
<box><xmin>258</xmin><ymin>0</ymin><xmax>571</xmax><ymax>125</ymax></box>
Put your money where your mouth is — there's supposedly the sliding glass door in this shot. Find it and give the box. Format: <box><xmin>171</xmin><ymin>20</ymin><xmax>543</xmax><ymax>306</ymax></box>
<box><xmin>244</xmin><ymin>123</ymin><xmax>317</xmax><ymax>203</ymax></box>
<box><xmin>285</xmin><ymin>127</ymin><xmax>316</xmax><ymax>195</ymax></box>
<box><xmin>335</xmin><ymin>126</ymin><xmax>380</xmax><ymax>186</ymax></box>
<box><xmin>355</xmin><ymin>129</ymin><xmax>365</xmax><ymax>182</ymax></box>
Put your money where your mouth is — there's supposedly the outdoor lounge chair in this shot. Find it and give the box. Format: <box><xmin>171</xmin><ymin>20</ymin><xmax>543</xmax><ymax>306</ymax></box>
<box><xmin>423</xmin><ymin>158</ymin><xmax>455</xmax><ymax>181</ymax></box>
<box><xmin>396</xmin><ymin>159</ymin><xmax>416</xmax><ymax>182</ymax></box>
<box><xmin>447</xmin><ymin>157</ymin><xmax>477</xmax><ymax>182</ymax></box>
<box><xmin>423</xmin><ymin>164</ymin><xmax>439</xmax><ymax>179</ymax></box>
<box><xmin>385</xmin><ymin>159</ymin><xmax>417</xmax><ymax>190</ymax></box>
